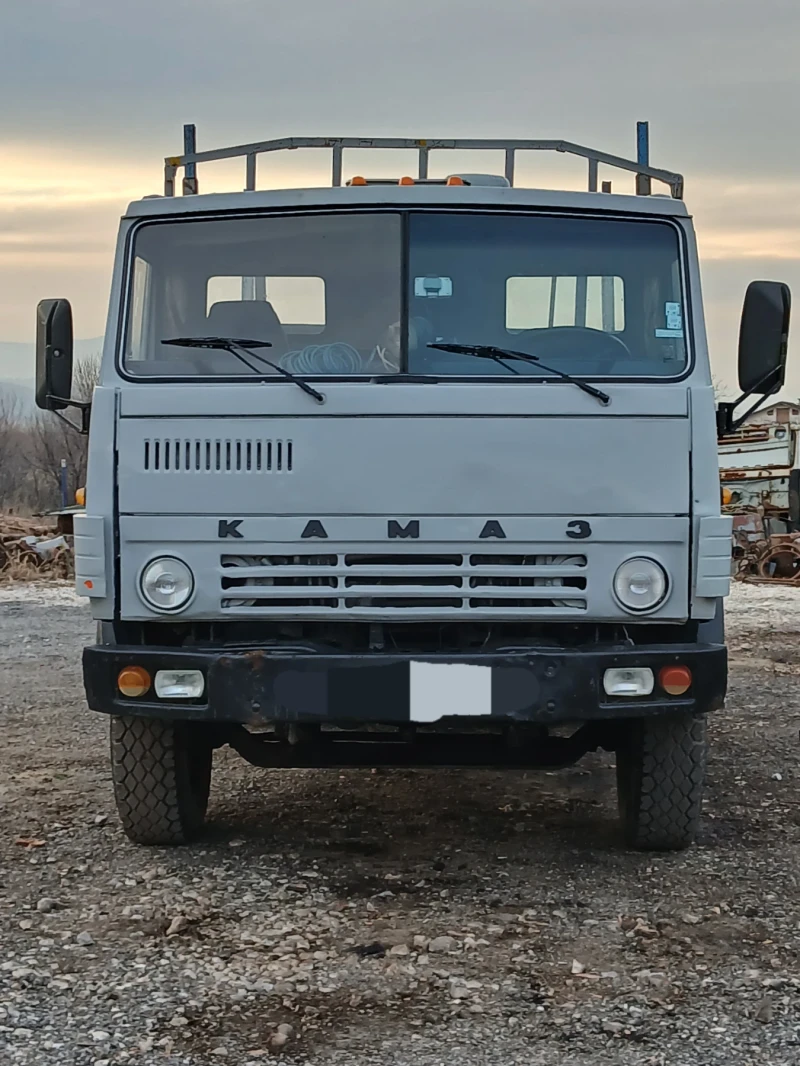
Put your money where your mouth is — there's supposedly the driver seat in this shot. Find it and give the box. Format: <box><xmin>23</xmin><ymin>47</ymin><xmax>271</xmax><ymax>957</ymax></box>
<box><xmin>206</xmin><ymin>300</ymin><xmax>288</xmax><ymax>357</ymax></box>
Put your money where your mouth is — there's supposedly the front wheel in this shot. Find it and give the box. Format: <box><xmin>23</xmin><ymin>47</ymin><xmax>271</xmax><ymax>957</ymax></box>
<box><xmin>110</xmin><ymin>716</ymin><xmax>213</xmax><ymax>845</ymax></box>
<box><xmin>616</xmin><ymin>712</ymin><xmax>707</xmax><ymax>851</ymax></box>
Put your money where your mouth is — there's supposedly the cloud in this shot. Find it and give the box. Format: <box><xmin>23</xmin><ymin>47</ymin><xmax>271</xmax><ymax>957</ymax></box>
<box><xmin>2</xmin><ymin>0</ymin><xmax>800</xmax><ymax>179</ymax></box>
<box><xmin>692</xmin><ymin>182</ymin><xmax>800</xmax><ymax>261</ymax></box>
<box><xmin>0</xmin><ymin>154</ymin><xmax>133</xmax><ymax>337</ymax></box>
<box><xmin>699</xmin><ymin>231</ymin><xmax>800</xmax><ymax>261</ymax></box>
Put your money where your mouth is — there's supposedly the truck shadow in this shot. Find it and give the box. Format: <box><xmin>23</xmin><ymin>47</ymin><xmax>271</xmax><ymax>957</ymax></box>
<box><xmin>204</xmin><ymin>751</ymin><xmax>625</xmax><ymax>864</ymax></box>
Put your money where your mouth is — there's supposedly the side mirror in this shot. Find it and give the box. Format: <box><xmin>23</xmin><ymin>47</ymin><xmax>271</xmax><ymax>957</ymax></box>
<box><xmin>738</xmin><ymin>281</ymin><xmax>791</xmax><ymax>395</ymax></box>
<box><xmin>35</xmin><ymin>299</ymin><xmax>74</xmax><ymax>411</ymax></box>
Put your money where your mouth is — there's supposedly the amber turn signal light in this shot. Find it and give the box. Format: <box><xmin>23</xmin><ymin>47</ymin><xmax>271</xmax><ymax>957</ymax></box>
<box><xmin>117</xmin><ymin>666</ymin><xmax>151</xmax><ymax>698</ymax></box>
<box><xmin>658</xmin><ymin>664</ymin><xmax>692</xmax><ymax>696</ymax></box>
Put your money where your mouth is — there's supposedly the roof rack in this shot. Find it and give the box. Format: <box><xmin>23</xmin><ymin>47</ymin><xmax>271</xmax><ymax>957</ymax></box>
<box><xmin>164</xmin><ymin>122</ymin><xmax>684</xmax><ymax>199</ymax></box>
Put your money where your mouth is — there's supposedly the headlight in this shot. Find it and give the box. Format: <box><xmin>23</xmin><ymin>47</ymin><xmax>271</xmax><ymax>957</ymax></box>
<box><xmin>613</xmin><ymin>557</ymin><xmax>668</xmax><ymax>613</ymax></box>
<box><xmin>140</xmin><ymin>557</ymin><xmax>194</xmax><ymax>612</ymax></box>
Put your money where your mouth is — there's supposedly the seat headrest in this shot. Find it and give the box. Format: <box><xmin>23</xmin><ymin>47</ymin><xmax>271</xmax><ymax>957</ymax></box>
<box><xmin>206</xmin><ymin>300</ymin><xmax>288</xmax><ymax>354</ymax></box>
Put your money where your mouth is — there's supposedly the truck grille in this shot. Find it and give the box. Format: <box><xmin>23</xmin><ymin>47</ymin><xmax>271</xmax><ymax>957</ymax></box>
<box><xmin>220</xmin><ymin>552</ymin><xmax>588</xmax><ymax>616</ymax></box>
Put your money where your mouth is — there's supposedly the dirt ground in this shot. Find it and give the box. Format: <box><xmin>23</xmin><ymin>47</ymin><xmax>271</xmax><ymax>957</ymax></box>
<box><xmin>1</xmin><ymin>583</ymin><xmax>799</xmax><ymax>1066</ymax></box>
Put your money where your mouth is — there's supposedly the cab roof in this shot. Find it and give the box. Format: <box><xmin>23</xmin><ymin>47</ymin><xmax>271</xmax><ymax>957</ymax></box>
<box><xmin>125</xmin><ymin>183</ymin><xmax>690</xmax><ymax>221</ymax></box>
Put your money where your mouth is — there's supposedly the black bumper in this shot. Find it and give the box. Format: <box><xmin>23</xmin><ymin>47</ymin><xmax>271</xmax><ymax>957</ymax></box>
<box><xmin>83</xmin><ymin>642</ymin><xmax>727</xmax><ymax>726</ymax></box>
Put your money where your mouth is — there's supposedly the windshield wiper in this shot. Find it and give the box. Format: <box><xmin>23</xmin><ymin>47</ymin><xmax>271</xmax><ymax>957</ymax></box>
<box><xmin>162</xmin><ymin>336</ymin><xmax>326</xmax><ymax>404</ymax></box>
<box><xmin>427</xmin><ymin>343</ymin><xmax>610</xmax><ymax>406</ymax></box>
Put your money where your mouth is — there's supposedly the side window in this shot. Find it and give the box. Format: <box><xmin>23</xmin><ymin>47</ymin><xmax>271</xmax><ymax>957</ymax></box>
<box><xmin>206</xmin><ymin>276</ymin><xmax>326</xmax><ymax>331</ymax></box>
<box><xmin>506</xmin><ymin>276</ymin><xmax>625</xmax><ymax>333</ymax></box>
<box><xmin>127</xmin><ymin>256</ymin><xmax>152</xmax><ymax>360</ymax></box>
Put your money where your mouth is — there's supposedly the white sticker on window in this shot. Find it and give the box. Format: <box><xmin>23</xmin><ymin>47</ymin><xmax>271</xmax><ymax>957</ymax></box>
<box><xmin>665</xmin><ymin>301</ymin><xmax>683</xmax><ymax>331</ymax></box>
<box><xmin>655</xmin><ymin>329</ymin><xmax>684</xmax><ymax>338</ymax></box>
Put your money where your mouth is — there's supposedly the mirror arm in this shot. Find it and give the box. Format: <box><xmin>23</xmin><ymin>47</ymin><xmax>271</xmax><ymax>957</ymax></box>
<box><xmin>717</xmin><ymin>394</ymin><xmax>771</xmax><ymax>438</ymax></box>
<box><xmin>716</xmin><ymin>367</ymin><xmax>782</xmax><ymax>438</ymax></box>
<box><xmin>47</xmin><ymin>395</ymin><xmax>91</xmax><ymax>436</ymax></box>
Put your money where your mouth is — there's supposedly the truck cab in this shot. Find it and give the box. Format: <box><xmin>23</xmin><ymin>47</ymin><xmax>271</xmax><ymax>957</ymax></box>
<box><xmin>36</xmin><ymin>131</ymin><xmax>791</xmax><ymax>850</ymax></box>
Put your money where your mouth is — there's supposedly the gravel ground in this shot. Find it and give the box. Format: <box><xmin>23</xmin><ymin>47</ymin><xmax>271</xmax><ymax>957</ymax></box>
<box><xmin>1</xmin><ymin>584</ymin><xmax>799</xmax><ymax>1066</ymax></box>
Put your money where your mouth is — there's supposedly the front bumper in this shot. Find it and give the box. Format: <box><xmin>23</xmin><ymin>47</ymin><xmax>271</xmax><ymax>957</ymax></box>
<box><xmin>84</xmin><ymin>642</ymin><xmax>727</xmax><ymax>726</ymax></box>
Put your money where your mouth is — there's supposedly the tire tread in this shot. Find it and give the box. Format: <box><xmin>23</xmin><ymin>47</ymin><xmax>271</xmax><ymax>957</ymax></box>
<box><xmin>110</xmin><ymin>716</ymin><xmax>210</xmax><ymax>845</ymax></box>
<box><xmin>617</xmin><ymin>713</ymin><xmax>707</xmax><ymax>851</ymax></box>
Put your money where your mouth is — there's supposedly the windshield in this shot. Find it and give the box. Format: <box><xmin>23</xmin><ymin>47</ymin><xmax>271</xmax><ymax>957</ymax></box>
<box><xmin>123</xmin><ymin>211</ymin><xmax>688</xmax><ymax>379</ymax></box>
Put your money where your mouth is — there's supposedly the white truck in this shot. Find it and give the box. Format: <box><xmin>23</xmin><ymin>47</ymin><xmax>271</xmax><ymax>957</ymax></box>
<box><xmin>36</xmin><ymin>126</ymin><xmax>791</xmax><ymax>849</ymax></box>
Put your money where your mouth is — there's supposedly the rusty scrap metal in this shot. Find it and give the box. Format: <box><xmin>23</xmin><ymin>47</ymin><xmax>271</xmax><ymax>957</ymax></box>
<box><xmin>729</xmin><ymin>510</ymin><xmax>800</xmax><ymax>586</ymax></box>
<box><xmin>754</xmin><ymin>534</ymin><xmax>800</xmax><ymax>584</ymax></box>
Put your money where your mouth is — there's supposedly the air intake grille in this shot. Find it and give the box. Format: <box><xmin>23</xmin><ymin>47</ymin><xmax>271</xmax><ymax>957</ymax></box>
<box><xmin>143</xmin><ymin>438</ymin><xmax>292</xmax><ymax>473</ymax></box>
<box><xmin>220</xmin><ymin>552</ymin><xmax>588</xmax><ymax>616</ymax></box>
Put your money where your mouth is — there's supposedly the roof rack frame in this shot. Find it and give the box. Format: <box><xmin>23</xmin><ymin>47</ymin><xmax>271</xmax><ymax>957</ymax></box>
<box><xmin>164</xmin><ymin>124</ymin><xmax>684</xmax><ymax>200</ymax></box>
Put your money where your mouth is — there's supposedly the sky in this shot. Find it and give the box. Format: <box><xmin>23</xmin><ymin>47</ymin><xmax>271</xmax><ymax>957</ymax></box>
<box><xmin>2</xmin><ymin>0</ymin><xmax>800</xmax><ymax>396</ymax></box>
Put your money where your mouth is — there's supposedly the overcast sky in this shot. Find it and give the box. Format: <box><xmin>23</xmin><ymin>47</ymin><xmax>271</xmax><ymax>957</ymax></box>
<box><xmin>2</xmin><ymin>0</ymin><xmax>800</xmax><ymax>394</ymax></box>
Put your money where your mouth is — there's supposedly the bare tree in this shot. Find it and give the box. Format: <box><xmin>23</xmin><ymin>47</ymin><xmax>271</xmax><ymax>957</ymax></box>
<box><xmin>0</xmin><ymin>390</ymin><xmax>25</xmax><ymax>510</ymax></box>
<box><xmin>0</xmin><ymin>357</ymin><xmax>101</xmax><ymax>515</ymax></box>
<box><xmin>29</xmin><ymin>357</ymin><xmax>100</xmax><ymax>507</ymax></box>
<box><xmin>73</xmin><ymin>357</ymin><xmax>101</xmax><ymax>404</ymax></box>
<box><xmin>712</xmin><ymin>376</ymin><xmax>734</xmax><ymax>403</ymax></box>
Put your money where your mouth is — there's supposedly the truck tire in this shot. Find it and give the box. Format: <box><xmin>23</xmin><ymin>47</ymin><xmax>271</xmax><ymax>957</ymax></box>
<box><xmin>616</xmin><ymin>712</ymin><xmax>707</xmax><ymax>851</ymax></box>
<box><xmin>110</xmin><ymin>716</ymin><xmax>213</xmax><ymax>845</ymax></box>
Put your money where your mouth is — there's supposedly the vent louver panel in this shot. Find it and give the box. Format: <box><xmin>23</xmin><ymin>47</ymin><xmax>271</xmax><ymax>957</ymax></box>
<box><xmin>143</xmin><ymin>439</ymin><xmax>293</xmax><ymax>473</ymax></box>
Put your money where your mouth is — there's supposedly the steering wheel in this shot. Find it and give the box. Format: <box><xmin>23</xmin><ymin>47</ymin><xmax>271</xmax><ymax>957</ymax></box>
<box><xmin>517</xmin><ymin>326</ymin><xmax>633</xmax><ymax>364</ymax></box>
